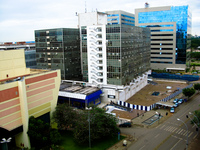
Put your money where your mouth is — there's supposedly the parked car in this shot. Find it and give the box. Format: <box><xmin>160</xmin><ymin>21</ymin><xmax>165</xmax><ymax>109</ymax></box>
<box><xmin>119</xmin><ymin>122</ymin><xmax>132</xmax><ymax>127</ymax></box>
<box><xmin>173</xmin><ymin>103</ymin><xmax>178</xmax><ymax>108</ymax></box>
<box><xmin>178</xmin><ymin>99</ymin><xmax>183</xmax><ymax>104</ymax></box>
<box><xmin>170</xmin><ymin>107</ymin><xmax>175</xmax><ymax>113</ymax></box>
<box><xmin>173</xmin><ymin>99</ymin><xmax>179</xmax><ymax>103</ymax></box>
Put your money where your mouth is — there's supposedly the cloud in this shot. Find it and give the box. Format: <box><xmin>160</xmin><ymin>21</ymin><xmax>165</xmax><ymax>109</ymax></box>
<box><xmin>0</xmin><ymin>0</ymin><xmax>200</xmax><ymax>42</ymax></box>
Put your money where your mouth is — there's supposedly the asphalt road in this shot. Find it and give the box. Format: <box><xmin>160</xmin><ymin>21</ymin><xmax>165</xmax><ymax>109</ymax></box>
<box><xmin>121</xmin><ymin>94</ymin><xmax>200</xmax><ymax>150</ymax></box>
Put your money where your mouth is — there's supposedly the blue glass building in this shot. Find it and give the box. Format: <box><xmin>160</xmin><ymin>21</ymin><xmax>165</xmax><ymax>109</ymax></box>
<box><xmin>105</xmin><ymin>10</ymin><xmax>135</xmax><ymax>26</ymax></box>
<box><xmin>135</xmin><ymin>5</ymin><xmax>191</xmax><ymax>71</ymax></box>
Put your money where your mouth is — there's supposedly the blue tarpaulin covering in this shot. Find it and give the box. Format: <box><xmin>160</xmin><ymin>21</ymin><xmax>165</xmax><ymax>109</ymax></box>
<box><xmin>151</xmin><ymin>72</ymin><xmax>199</xmax><ymax>81</ymax></box>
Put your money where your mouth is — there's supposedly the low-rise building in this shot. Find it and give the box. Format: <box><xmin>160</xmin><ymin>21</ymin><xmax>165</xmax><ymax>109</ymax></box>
<box><xmin>0</xmin><ymin>49</ymin><xmax>61</xmax><ymax>149</ymax></box>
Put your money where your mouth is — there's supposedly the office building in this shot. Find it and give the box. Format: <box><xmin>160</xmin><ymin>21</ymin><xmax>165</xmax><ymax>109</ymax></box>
<box><xmin>135</xmin><ymin>5</ymin><xmax>192</xmax><ymax>71</ymax></box>
<box><xmin>79</xmin><ymin>11</ymin><xmax>151</xmax><ymax>85</ymax></box>
<box><xmin>106</xmin><ymin>10</ymin><xmax>135</xmax><ymax>26</ymax></box>
<box><xmin>35</xmin><ymin>28</ymin><xmax>81</xmax><ymax>80</ymax></box>
<box><xmin>0</xmin><ymin>49</ymin><xmax>61</xmax><ymax>149</ymax></box>
<box><xmin>24</xmin><ymin>50</ymin><xmax>37</xmax><ymax>68</ymax></box>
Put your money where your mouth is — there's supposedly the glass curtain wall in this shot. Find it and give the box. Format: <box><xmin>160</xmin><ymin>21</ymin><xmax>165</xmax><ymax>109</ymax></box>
<box><xmin>35</xmin><ymin>28</ymin><xmax>81</xmax><ymax>80</ymax></box>
<box><xmin>138</xmin><ymin>6</ymin><xmax>191</xmax><ymax>65</ymax></box>
<box><xmin>106</xmin><ymin>25</ymin><xmax>151</xmax><ymax>85</ymax></box>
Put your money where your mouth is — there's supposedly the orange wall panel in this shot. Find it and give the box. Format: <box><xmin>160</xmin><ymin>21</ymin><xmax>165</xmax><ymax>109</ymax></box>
<box><xmin>0</xmin><ymin>98</ymin><xmax>20</xmax><ymax>110</ymax></box>
<box><xmin>26</xmin><ymin>84</ymin><xmax>55</xmax><ymax>97</ymax></box>
<box><xmin>2</xmin><ymin>118</ymin><xmax>22</xmax><ymax>131</ymax></box>
<box><xmin>28</xmin><ymin>95</ymin><xmax>53</xmax><ymax>109</ymax></box>
<box><xmin>0</xmin><ymin>87</ymin><xmax>19</xmax><ymax>103</ymax></box>
<box><xmin>25</xmin><ymin>72</ymin><xmax>57</xmax><ymax>85</ymax></box>
<box><xmin>0</xmin><ymin>105</ymin><xmax>20</xmax><ymax>118</ymax></box>
<box><xmin>26</xmin><ymin>79</ymin><xmax>55</xmax><ymax>91</ymax></box>
<box><xmin>0</xmin><ymin>112</ymin><xmax>21</xmax><ymax>125</ymax></box>
<box><xmin>27</xmin><ymin>91</ymin><xmax>52</xmax><ymax>104</ymax></box>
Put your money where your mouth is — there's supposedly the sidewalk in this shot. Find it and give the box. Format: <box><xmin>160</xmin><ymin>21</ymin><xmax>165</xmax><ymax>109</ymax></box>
<box><xmin>132</xmin><ymin>108</ymin><xmax>172</xmax><ymax>128</ymax></box>
<box><xmin>107</xmin><ymin>134</ymin><xmax>135</xmax><ymax>150</ymax></box>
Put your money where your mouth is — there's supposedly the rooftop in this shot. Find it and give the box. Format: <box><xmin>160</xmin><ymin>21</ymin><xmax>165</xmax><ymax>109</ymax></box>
<box><xmin>0</xmin><ymin>69</ymin><xmax>53</xmax><ymax>84</ymax></box>
<box><xmin>126</xmin><ymin>80</ymin><xmax>188</xmax><ymax>106</ymax></box>
<box><xmin>60</xmin><ymin>81</ymin><xmax>100</xmax><ymax>96</ymax></box>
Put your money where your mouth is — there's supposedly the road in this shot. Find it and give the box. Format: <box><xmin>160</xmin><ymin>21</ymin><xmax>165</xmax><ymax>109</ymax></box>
<box><xmin>121</xmin><ymin>94</ymin><xmax>200</xmax><ymax>150</ymax></box>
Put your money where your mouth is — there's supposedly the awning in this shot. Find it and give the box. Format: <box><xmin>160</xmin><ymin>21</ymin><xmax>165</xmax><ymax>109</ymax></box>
<box><xmin>156</xmin><ymin>101</ymin><xmax>174</xmax><ymax>107</ymax></box>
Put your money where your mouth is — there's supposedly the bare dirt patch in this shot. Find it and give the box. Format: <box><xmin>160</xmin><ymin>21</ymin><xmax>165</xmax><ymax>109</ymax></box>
<box><xmin>126</xmin><ymin>80</ymin><xmax>188</xmax><ymax>106</ymax></box>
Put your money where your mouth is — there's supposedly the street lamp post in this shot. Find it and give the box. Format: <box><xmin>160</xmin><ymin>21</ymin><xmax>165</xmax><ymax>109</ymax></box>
<box><xmin>189</xmin><ymin>112</ymin><xmax>200</xmax><ymax>126</ymax></box>
<box><xmin>86</xmin><ymin>107</ymin><xmax>92</xmax><ymax>149</ymax></box>
<box><xmin>0</xmin><ymin>137</ymin><xmax>12</xmax><ymax>150</ymax></box>
<box><xmin>188</xmin><ymin>112</ymin><xmax>200</xmax><ymax>135</ymax></box>
<box><xmin>177</xmin><ymin>118</ymin><xmax>188</xmax><ymax>150</ymax></box>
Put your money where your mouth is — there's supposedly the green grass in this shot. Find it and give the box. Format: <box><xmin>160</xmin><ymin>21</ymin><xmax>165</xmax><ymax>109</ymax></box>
<box><xmin>59</xmin><ymin>130</ymin><xmax>125</xmax><ymax>150</ymax></box>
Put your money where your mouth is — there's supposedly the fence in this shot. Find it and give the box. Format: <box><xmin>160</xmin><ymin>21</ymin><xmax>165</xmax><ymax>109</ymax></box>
<box><xmin>160</xmin><ymin>84</ymin><xmax>193</xmax><ymax>102</ymax></box>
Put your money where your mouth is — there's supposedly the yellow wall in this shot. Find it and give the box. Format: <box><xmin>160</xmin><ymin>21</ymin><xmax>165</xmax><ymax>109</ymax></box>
<box><xmin>16</xmin><ymin>70</ymin><xmax>61</xmax><ymax>149</ymax></box>
<box><xmin>0</xmin><ymin>49</ymin><xmax>30</xmax><ymax>81</ymax></box>
<box><xmin>0</xmin><ymin>49</ymin><xmax>61</xmax><ymax>149</ymax></box>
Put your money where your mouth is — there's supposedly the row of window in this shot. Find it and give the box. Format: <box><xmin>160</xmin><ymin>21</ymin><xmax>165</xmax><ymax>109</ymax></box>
<box><xmin>151</xmin><ymin>57</ymin><xmax>173</xmax><ymax>59</ymax></box>
<box><xmin>151</xmin><ymin>39</ymin><xmax>173</xmax><ymax>41</ymax></box>
<box><xmin>151</xmin><ymin>61</ymin><xmax>172</xmax><ymax>64</ymax></box>
<box><xmin>151</xmin><ymin>52</ymin><xmax>173</xmax><ymax>55</ymax></box>
<box><xmin>151</xmin><ymin>43</ymin><xmax>173</xmax><ymax>45</ymax></box>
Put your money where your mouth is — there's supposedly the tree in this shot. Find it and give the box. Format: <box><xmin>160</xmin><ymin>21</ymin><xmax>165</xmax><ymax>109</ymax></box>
<box><xmin>192</xmin><ymin>110</ymin><xmax>200</xmax><ymax>126</ymax></box>
<box><xmin>27</xmin><ymin>116</ymin><xmax>50</xmax><ymax>149</ymax></box>
<box><xmin>182</xmin><ymin>88</ymin><xmax>196</xmax><ymax>99</ymax></box>
<box><xmin>52</xmin><ymin>103</ymin><xmax>80</xmax><ymax>130</ymax></box>
<box><xmin>27</xmin><ymin>116</ymin><xmax>62</xmax><ymax>149</ymax></box>
<box><xmin>191</xmin><ymin>37</ymin><xmax>200</xmax><ymax>50</ymax></box>
<box><xmin>194</xmin><ymin>83</ymin><xmax>200</xmax><ymax>93</ymax></box>
<box><xmin>52</xmin><ymin>104</ymin><xmax>120</xmax><ymax>145</ymax></box>
<box><xmin>73</xmin><ymin>107</ymin><xmax>120</xmax><ymax>145</ymax></box>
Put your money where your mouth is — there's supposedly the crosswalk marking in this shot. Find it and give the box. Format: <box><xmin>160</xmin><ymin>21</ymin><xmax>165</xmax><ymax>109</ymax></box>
<box><xmin>165</xmin><ymin>126</ymin><xmax>171</xmax><ymax>131</ymax></box>
<box><xmin>183</xmin><ymin>131</ymin><xmax>188</xmax><ymax>136</ymax></box>
<box><xmin>168</xmin><ymin>126</ymin><xmax>173</xmax><ymax>132</ymax></box>
<box><xmin>180</xmin><ymin>130</ymin><xmax>186</xmax><ymax>135</ymax></box>
<box><xmin>170</xmin><ymin>127</ymin><xmax>176</xmax><ymax>132</ymax></box>
<box><xmin>192</xmin><ymin>124</ymin><xmax>196</xmax><ymax>129</ymax></box>
<box><xmin>176</xmin><ymin>128</ymin><xmax>182</xmax><ymax>134</ymax></box>
<box><xmin>178</xmin><ymin>129</ymin><xmax>183</xmax><ymax>134</ymax></box>
<box><xmin>160</xmin><ymin>125</ymin><xmax>165</xmax><ymax>129</ymax></box>
<box><xmin>160</xmin><ymin>125</ymin><xmax>194</xmax><ymax>138</ymax></box>
<box><xmin>159</xmin><ymin>125</ymin><xmax>193</xmax><ymax>137</ymax></box>
<box><xmin>172</xmin><ymin>127</ymin><xmax>177</xmax><ymax>132</ymax></box>
<box><xmin>188</xmin><ymin>132</ymin><xmax>193</xmax><ymax>137</ymax></box>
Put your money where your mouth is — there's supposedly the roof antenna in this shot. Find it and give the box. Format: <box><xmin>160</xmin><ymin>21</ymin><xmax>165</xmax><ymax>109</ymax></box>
<box><xmin>85</xmin><ymin>1</ymin><xmax>87</xmax><ymax>13</ymax></box>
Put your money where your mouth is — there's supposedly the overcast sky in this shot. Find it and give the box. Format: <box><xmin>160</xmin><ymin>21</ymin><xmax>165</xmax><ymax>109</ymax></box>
<box><xmin>0</xmin><ymin>0</ymin><xmax>199</xmax><ymax>42</ymax></box>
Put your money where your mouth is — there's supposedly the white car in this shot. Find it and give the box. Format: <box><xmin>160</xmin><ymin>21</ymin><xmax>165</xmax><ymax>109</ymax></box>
<box><xmin>170</xmin><ymin>107</ymin><xmax>175</xmax><ymax>113</ymax></box>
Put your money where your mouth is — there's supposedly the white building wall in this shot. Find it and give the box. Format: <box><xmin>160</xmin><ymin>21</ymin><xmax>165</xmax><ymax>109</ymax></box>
<box><xmin>101</xmin><ymin>71</ymin><xmax>149</xmax><ymax>103</ymax></box>
<box><xmin>87</xmin><ymin>25</ymin><xmax>107</xmax><ymax>85</ymax></box>
<box><xmin>78</xmin><ymin>12</ymin><xmax>107</xmax><ymax>27</ymax></box>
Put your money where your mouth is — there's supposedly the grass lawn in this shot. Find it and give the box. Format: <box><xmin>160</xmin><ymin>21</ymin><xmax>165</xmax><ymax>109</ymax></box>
<box><xmin>59</xmin><ymin>130</ymin><xmax>125</xmax><ymax>150</ymax></box>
